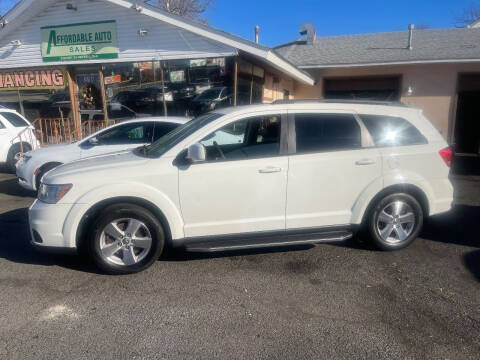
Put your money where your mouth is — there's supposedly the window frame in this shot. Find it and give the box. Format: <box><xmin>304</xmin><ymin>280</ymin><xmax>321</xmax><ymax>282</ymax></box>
<box><xmin>182</xmin><ymin>111</ymin><xmax>288</xmax><ymax>164</ymax></box>
<box><xmin>288</xmin><ymin>110</ymin><xmax>373</xmax><ymax>155</ymax></box>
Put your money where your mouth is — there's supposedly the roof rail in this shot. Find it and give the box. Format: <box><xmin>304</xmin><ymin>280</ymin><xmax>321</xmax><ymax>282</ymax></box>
<box><xmin>272</xmin><ymin>98</ymin><xmax>409</xmax><ymax>107</ymax></box>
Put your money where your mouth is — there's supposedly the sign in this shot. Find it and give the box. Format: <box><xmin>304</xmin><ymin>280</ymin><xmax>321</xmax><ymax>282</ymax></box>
<box><xmin>169</xmin><ymin>70</ymin><xmax>185</xmax><ymax>83</ymax></box>
<box><xmin>0</xmin><ymin>69</ymin><xmax>65</xmax><ymax>91</ymax></box>
<box><xmin>104</xmin><ymin>74</ymin><xmax>121</xmax><ymax>85</ymax></box>
<box><xmin>41</xmin><ymin>20</ymin><xmax>118</xmax><ymax>62</ymax></box>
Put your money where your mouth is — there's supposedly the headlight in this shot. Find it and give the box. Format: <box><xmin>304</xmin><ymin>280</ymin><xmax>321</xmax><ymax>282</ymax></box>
<box><xmin>38</xmin><ymin>183</ymin><xmax>72</xmax><ymax>204</ymax></box>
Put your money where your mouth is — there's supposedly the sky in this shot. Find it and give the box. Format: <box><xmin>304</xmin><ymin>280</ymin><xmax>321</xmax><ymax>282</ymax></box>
<box><xmin>1</xmin><ymin>0</ymin><xmax>478</xmax><ymax>46</ymax></box>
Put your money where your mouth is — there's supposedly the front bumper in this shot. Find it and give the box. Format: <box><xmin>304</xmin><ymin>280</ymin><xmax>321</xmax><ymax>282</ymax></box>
<box><xmin>28</xmin><ymin>199</ymin><xmax>76</xmax><ymax>250</ymax></box>
<box><xmin>16</xmin><ymin>159</ymin><xmax>36</xmax><ymax>191</ymax></box>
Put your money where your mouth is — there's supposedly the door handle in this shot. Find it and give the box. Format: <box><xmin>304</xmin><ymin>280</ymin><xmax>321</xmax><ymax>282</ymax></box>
<box><xmin>259</xmin><ymin>166</ymin><xmax>282</xmax><ymax>173</ymax></box>
<box><xmin>355</xmin><ymin>159</ymin><xmax>376</xmax><ymax>166</ymax></box>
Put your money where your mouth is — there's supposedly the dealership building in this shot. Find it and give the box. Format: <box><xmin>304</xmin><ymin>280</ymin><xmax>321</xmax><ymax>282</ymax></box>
<box><xmin>0</xmin><ymin>0</ymin><xmax>313</xmax><ymax>139</ymax></box>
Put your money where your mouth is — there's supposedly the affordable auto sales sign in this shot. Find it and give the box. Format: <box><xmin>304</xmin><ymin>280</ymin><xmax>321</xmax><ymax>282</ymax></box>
<box><xmin>41</xmin><ymin>20</ymin><xmax>118</xmax><ymax>62</ymax></box>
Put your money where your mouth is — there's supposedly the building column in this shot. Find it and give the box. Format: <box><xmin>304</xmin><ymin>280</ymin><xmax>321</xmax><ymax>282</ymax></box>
<box><xmin>66</xmin><ymin>69</ymin><xmax>81</xmax><ymax>139</ymax></box>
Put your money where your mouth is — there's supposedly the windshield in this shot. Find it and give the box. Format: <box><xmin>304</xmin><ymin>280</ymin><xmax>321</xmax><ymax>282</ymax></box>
<box><xmin>196</xmin><ymin>88</ymin><xmax>223</xmax><ymax>101</ymax></box>
<box><xmin>144</xmin><ymin>112</ymin><xmax>223</xmax><ymax>157</ymax></box>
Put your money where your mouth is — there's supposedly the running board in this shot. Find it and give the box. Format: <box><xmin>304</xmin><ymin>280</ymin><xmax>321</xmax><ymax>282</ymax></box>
<box><xmin>184</xmin><ymin>230</ymin><xmax>353</xmax><ymax>253</ymax></box>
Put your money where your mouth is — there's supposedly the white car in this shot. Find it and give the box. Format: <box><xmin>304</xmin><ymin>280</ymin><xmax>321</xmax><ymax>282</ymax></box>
<box><xmin>16</xmin><ymin>117</ymin><xmax>188</xmax><ymax>191</ymax></box>
<box><xmin>0</xmin><ymin>108</ymin><xmax>39</xmax><ymax>171</ymax></box>
<box><xmin>29</xmin><ymin>100</ymin><xmax>453</xmax><ymax>274</ymax></box>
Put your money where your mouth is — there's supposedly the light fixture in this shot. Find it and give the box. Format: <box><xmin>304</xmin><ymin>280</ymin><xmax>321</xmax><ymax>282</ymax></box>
<box><xmin>138</xmin><ymin>29</ymin><xmax>148</xmax><ymax>36</ymax></box>
<box><xmin>134</xmin><ymin>3</ymin><xmax>143</xmax><ymax>12</ymax></box>
<box><xmin>0</xmin><ymin>20</ymin><xmax>8</xmax><ymax>28</ymax></box>
<box><xmin>10</xmin><ymin>40</ymin><xmax>22</xmax><ymax>46</ymax></box>
<box><xmin>406</xmin><ymin>86</ymin><xmax>413</xmax><ymax>96</ymax></box>
<box><xmin>66</xmin><ymin>3</ymin><xmax>77</xmax><ymax>10</ymax></box>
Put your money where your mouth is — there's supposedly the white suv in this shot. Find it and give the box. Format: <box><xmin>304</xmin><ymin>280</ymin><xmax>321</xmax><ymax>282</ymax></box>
<box><xmin>0</xmin><ymin>108</ymin><xmax>39</xmax><ymax>171</ymax></box>
<box><xmin>28</xmin><ymin>101</ymin><xmax>453</xmax><ymax>274</ymax></box>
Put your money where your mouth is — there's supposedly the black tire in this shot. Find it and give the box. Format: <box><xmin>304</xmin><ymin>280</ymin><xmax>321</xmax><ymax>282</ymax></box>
<box><xmin>7</xmin><ymin>143</ymin><xmax>31</xmax><ymax>173</ymax></box>
<box><xmin>367</xmin><ymin>193</ymin><xmax>423</xmax><ymax>251</ymax></box>
<box><xmin>88</xmin><ymin>203</ymin><xmax>164</xmax><ymax>274</ymax></box>
<box><xmin>35</xmin><ymin>163</ymin><xmax>62</xmax><ymax>190</ymax></box>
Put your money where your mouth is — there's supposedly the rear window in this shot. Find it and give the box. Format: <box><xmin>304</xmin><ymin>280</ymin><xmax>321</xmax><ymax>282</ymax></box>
<box><xmin>295</xmin><ymin>113</ymin><xmax>362</xmax><ymax>153</ymax></box>
<box><xmin>360</xmin><ymin>114</ymin><xmax>427</xmax><ymax>147</ymax></box>
<box><xmin>0</xmin><ymin>112</ymin><xmax>29</xmax><ymax>127</ymax></box>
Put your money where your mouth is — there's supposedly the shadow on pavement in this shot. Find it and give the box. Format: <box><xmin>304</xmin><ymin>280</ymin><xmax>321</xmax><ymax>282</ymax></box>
<box><xmin>0</xmin><ymin>198</ymin><xmax>478</xmax><ymax>278</ymax></box>
<box><xmin>0</xmin><ymin>207</ymin><xmax>101</xmax><ymax>274</ymax></box>
<box><xmin>0</xmin><ymin>177</ymin><xmax>36</xmax><ymax>197</ymax></box>
<box><xmin>422</xmin><ymin>204</ymin><xmax>479</xmax><ymax>248</ymax></box>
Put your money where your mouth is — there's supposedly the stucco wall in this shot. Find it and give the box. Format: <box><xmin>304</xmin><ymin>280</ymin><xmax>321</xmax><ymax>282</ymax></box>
<box><xmin>294</xmin><ymin>63</ymin><xmax>480</xmax><ymax>142</ymax></box>
<box><xmin>263</xmin><ymin>73</ymin><xmax>295</xmax><ymax>102</ymax></box>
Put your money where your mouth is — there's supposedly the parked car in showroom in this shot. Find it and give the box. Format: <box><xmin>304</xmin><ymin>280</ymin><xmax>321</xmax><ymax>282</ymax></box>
<box><xmin>29</xmin><ymin>100</ymin><xmax>453</xmax><ymax>274</ymax></box>
<box><xmin>0</xmin><ymin>108</ymin><xmax>40</xmax><ymax>172</ymax></box>
<box><xmin>16</xmin><ymin>117</ymin><xmax>187</xmax><ymax>191</ymax></box>
<box><xmin>190</xmin><ymin>86</ymin><xmax>233</xmax><ymax>115</ymax></box>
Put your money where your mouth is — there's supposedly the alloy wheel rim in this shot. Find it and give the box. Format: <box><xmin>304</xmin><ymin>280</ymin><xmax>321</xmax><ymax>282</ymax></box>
<box><xmin>376</xmin><ymin>201</ymin><xmax>415</xmax><ymax>244</ymax></box>
<box><xmin>99</xmin><ymin>218</ymin><xmax>152</xmax><ymax>266</ymax></box>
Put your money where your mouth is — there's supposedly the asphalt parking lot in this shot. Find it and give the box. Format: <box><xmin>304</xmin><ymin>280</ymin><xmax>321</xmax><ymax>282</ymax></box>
<box><xmin>0</xmin><ymin>169</ymin><xmax>479</xmax><ymax>360</ymax></box>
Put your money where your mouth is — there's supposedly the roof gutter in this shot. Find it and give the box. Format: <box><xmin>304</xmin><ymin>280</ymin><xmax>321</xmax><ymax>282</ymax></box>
<box><xmin>298</xmin><ymin>58</ymin><xmax>480</xmax><ymax>69</ymax></box>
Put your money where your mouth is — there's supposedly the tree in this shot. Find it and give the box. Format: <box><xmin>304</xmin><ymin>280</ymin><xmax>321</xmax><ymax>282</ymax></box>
<box><xmin>157</xmin><ymin>0</ymin><xmax>214</xmax><ymax>22</ymax></box>
<box><xmin>456</xmin><ymin>3</ymin><xmax>480</xmax><ymax>27</ymax></box>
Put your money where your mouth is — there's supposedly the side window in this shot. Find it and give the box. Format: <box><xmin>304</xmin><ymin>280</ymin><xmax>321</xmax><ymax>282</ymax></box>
<box><xmin>359</xmin><ymin>114</ymin><xmax>428</xmax><ymax>146</ymax></box>
<box><xmin>199</xmin><ymin>114</ymin><xmax>281</xmax><ymax>161</ymax></box>
<box><xmin>95</xmin><ymin>122</ymin><xmax>152</xmax><ymax>145</ymax></box>
<box><xmin>1</xmin><ymin>112</ymin><xmax>29</xmax><ymax>127</ymax></box>
<box><xmin>152</xmin><ymin>123</ymin><xmax>180</xmax><ymax>141</ymax></box>
<box><xmin>294</xmin><ymin>113</ymin><xmax>362</xmax><ymax>154</ymax></box>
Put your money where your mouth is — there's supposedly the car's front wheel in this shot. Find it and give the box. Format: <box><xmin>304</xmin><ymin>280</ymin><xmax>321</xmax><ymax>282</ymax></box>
<box><xmin>89</xmin><ymin>203</ymin><xmax>164</xmax><ymax>274</ymax></box>
<box><xmin>368</xmin><ymin>193</ymin><xmax>423</xmax><ymax>251</ymax></box>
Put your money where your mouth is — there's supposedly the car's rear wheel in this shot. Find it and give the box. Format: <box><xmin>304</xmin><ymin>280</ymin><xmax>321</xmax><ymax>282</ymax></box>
<box><xmin>89</xmin><ymin>203</ymin><xmax>164</xmax><ymax>274</ymax></box>
<box><xmin>7</xmin><ymin>143</ymin><xmax>31</xmax><ymax>172</ymax></box>
<box><xmin>368</xmin><ymin>193</ymin><xmax>423</xmax><ymax>250</ymax></box>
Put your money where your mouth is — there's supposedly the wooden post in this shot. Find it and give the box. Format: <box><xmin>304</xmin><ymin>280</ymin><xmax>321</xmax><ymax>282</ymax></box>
<box><xmin>159</xmin><ymin>61</ymin><xmax>168</xmax><ymax>116</ymax></box>
<box><xmin>98</xmin><ymin>67</ymin><xmax>109</xmax><ymax>123</ymax></box>
<box><xmin>233</xmin><ymin>59</ymin><xmax>238</xmax><ymax>106</ymax></box>
<box><xmin>66</xmin><ymin>69</ymin><xmax>81</xmax><ymax>140</ymax></box>
<box><xmin>249</xmin><ymin>65</ymin><xmax>254</xmax><ymax>105</ymax></box>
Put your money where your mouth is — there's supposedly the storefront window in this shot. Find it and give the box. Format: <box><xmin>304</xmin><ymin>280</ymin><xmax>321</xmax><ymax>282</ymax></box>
<box><xmin>103</xmin><ymin>57</ymin><xmax>235</xmax><ymax>119</ymax></box>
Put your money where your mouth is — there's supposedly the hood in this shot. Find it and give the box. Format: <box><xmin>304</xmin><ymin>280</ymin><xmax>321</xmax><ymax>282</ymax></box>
<box><xmin>44</xmin><ymin>150</ymin><xmax>149</xmax><ymax>184</ymax></box>
<box><xmin>26</xmin><ymin>143</ymin><xmax>75</xmax><ymax>157</ymax></box>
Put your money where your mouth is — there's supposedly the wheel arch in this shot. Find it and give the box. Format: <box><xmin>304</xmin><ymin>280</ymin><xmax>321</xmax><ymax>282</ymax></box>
<box><xmin>356</xmin><ymin>183</ymin><xmax>430</xmax><ymax>225</ymax></box>
<box><xmin>35</xmin><ymin>161</ymin><xmax>63</xmax><ymax>188</ymax></box>
<box><xmin>75</xmin><ymin>196</ymin><xmax>174</xmax><ymax>252</ymax></box>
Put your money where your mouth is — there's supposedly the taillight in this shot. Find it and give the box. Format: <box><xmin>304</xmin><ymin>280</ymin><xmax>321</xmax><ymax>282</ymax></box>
<box><xmin>439</xmin><ymin>147</ymin><xmax>452</xmax><ymax>167</ymax></box>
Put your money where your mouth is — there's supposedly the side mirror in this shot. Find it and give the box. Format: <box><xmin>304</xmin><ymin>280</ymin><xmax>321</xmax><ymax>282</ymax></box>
<box><xmin>186</xmin><ymin>143</ymin><xmax>206</xmax><ymax>163</ymax></box>
<box><xmin>88</xmin><ymin>136</ymin><xmax>99</xmax><ymax>146</ymax></box>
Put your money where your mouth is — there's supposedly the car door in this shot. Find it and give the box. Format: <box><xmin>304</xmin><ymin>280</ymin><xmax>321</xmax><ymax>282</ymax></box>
<box><xmin>80</xmin><ymin>121</ymin><xmax>155</xmax><ymax>158</ymax></box>
<box><xmin>286</xmin><ymin>111</ymin><xmax>382</xmax><ymax>229</ymax></box>
<box><xmin>178</xmin><ymin>111</ymin><xmax>288</xmax><ymax>238</ymax></box>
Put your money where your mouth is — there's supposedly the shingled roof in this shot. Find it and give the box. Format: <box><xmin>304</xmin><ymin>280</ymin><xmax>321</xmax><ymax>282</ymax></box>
<box><xmin>274</xmin><ymin>28</ymin><xmax>480</xmax><ymax>68</ymax></box>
